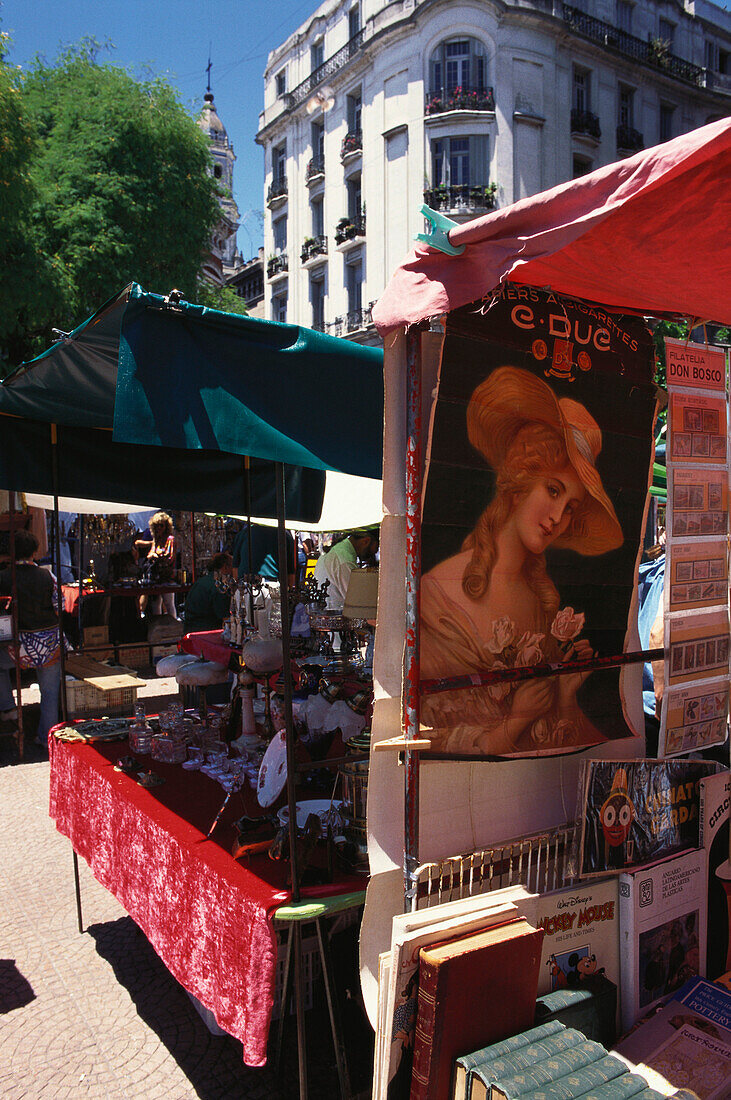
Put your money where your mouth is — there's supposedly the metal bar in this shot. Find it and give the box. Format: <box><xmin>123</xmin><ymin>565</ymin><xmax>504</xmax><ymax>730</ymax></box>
<box><xmin>403</xmin><ymin>326</ymin><xmax>422</xmax><ymax>912</ymax></box>
<box><xmin>276</xmin><ymin>462</ymin><xmax>301</xmax><ymax>901</ymax></box>
<box><xmin>293</xmin><ymin>923</ymin><xmax>308</xmax><ymax>1100</ymax></box>
<box><xmin>244</xmin><ymin>457</ymin><xmax>255</xmax><ymax>625</ymax></box>
<box><xmin>7</xmin><ymin>492</ymin><xmax>24</xmax><ymax>758</ymax></box>
<box><xmin>421</xmin><ymin>647</ymin><xmax>663</xmax><ymax>695</ymax></box>
<box><xmin>315</xmin><ymin>918</ymin><xmax>352</xmax><ymax>1099</ymax></box>
<box><xmin>275</xmin><ymin>923</ymin><xmax>294</xmax><ymax>1074</ymax></box>
<box><xmin>77</xmin><ymin>513</ymin><xmax>84</xmax><ymax>646</ymax></box>
<box><xmin>72</xmin><ymin>850</ymin><xmax>84</xmax><ymax>933</ymax></box>
<box><xmin>50</xmin><ymin>425</ymin><xmax>67</xmax><ymax>723</ymax></box>
<box><xmin>190</xmin><ymin>512</ymin><xmax>197</xmax><ymax>582</ymax></box>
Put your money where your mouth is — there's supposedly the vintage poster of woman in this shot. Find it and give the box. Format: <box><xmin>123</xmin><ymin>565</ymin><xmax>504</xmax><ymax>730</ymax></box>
<box><xmin>419</xmin><ymin>287</ymin><xmax>658</xmax><ymax>758</ymax></box>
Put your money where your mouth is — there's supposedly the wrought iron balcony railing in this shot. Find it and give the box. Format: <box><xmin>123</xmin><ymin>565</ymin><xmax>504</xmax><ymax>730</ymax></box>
<box><xmin>570</xmin><ymin>108</ymin><xmax>601</xmax><ymax>139</ymax></box>
<box><xmin>616</xmin><ymin>124</ymin><xmax>644</xmax><ymax>152</ymax></box>
<box><xmin>562</xmin><ymin>4</ymin><xmax>705</xmax><ymax>87</ymax></box>
<box><xmin>284</xmin><ymin>29</ymin><xmax>365</xmax><ymax>112</ymax></box>
<box><xmin>266</xmin><ymin>253</ymin><xmax>288</xmax><ymax>279</ymax></box>
<box><xmin>425</xmin><ymin>85</ymin><xmax>495</xmax><ymax>115</ymax></box>
<box><xmin>334</xmin><ymin>215</ymin><xmax>366</xmax><ymax>245</ymax></box>
<box><xmin>328</xmin><ymin>307</ymin><xmax>373</xmax><ymax>336</ymax></box>
<box><xmin>267</xmin><ymin>175</ymin><xmax>288</xmax><ymax>204</ymax></box>
<box><xmin>305</xmin><ymin>156</ymin><xmax>325</xmax><ymax>183</ymax></box>
<box><xmin>423</xmin><ymin>184</ymin><xmax>497</xmax><ymax>214</ymax></box>
<box><xmin>300</xmin><ymin>235</ymin><xmax>328</xmax><ymax>263</ymax></box>
<box><xmin>341</xmin><ymin>129</ymin><xmax>362</xmax><ymax>158</ymax></box>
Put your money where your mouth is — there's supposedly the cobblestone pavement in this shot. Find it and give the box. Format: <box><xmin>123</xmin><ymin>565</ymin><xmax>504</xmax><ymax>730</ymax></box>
<box><xmin>0</xmin><ymin>673</ymin><xmax>373</xmax><ymax>1099</ymax></box>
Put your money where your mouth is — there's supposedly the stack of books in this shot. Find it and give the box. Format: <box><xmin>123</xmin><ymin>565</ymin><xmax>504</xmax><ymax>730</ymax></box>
<box><xmin>452</xmin><ymin>1021</ymin><xmax>682</xmax><ymax>1099</ymax></box>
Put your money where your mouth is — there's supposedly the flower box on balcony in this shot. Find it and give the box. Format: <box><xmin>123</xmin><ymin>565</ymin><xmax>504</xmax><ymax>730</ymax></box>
<box><xmin>334</xmin><ymin>216</ymin><xmax>366</xmax><ymax>246</ymax></box>
<box><xmin>301</xmin><ymin>236</ymin><xmax>328</xmax><ymax>264</ymax></box>
<box><xmin>305</xmin><ymin>157</ymin><xmax>325</xmax><ymax>184</ymax></box>
<box><xmin>267</xmin><ymin>253</ymin><xmax>288</xmax><ymax>279</ymax></box>
<box><xmin>425</xmin><ymin>85</ymin><xmax>495</xmax><ymax>115</ymax></box>
<box><xmin>340</xmin><ymin>130</ymin><xmax>362</xmax><ymax>159</ymax></box>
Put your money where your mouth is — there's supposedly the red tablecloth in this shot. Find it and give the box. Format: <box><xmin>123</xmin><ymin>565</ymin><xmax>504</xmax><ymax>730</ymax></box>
<box><xmin>181</xmin><ymin>629</ymin><xmax>239</xmax><ymax>667</ymax></box>
<box><xmin>48</xmin><ymin>732</ymin><xmax>364</xmax><ymax>1065</ymax></box>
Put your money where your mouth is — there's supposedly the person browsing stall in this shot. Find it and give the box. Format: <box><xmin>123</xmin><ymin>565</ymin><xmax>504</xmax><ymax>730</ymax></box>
<box><xmin>314</xmin><ymin>530</ymin><xmax>379</xmax><ymax>611</ymax></box>
<box><xmin>183</xmin><ymin>553</ymin><xmax>233</xmax><ymax>634</ymax></box>
<box><xmin>0</xmin><ymin>530</ymin><xmax>64</xmax><ymax>747</ymax></box>
<box><xmin>135</xmin><ymin>511</ymin><xmax>178</xmax><ymax>617</ymax></box>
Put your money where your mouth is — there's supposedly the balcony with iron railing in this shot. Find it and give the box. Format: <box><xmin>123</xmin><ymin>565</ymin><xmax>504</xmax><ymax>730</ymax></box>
<box><xmin>425</xmin><ymin>85</ymin><xmax>495</xmax><ymax>116</ymax></box>
<box><xmin>283</xmin><ymin>29</ymin><xmax>365</xmax><ymax>113</ymax></box>
<box><xmin>267</xmin><ymin>175</ymin><xmax>288</xmax><ymax>206</ymax></box>
<box><xmin>562</xmin><ymin>4</ymin><xmax>705</xmax><ymax>87</ymax></box>
<box><xmin>266</xmin><ymin>253</ymin><xmax>288</xmax><ymax>279</ymax></box>
<box><xmin>616</xmin><ymin>124</ymin><xmax>644</xmax><ymax>152</ymax></box>
<box><xmin>328</xmin><ymin>306</ymin><xmax>373</xmax><ymax>336</ymax></box>
<box><xmin>341</xmin><ymin>130</ymin><xmax>362</xmax><ymax>160</ymax></box>
<box><xmin>570</xmin><ymin>108</ymin><xmax>601</xmax><ymax>140</ymax></box>
<box><xmin>301</xmin><ymin>235</ymin><xmax>328</xmax><ymax>264</ymax></box>
<box><xmin>423</xmin><ymin>183</ymin><xmax>497</xmax><ymax>215</ymax></box>
<box><xmin>305</xmin><ymin>156</ymin><xmax>325</xmax><ymax>184</ymax></box>
<box><xmin>334</xmin><ymin>215</ymin><xmax>366</xmax><ymax>246</ymax></box>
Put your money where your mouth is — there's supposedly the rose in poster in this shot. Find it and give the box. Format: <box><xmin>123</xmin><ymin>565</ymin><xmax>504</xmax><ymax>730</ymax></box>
<box><xmin>419</xmin><ymin>290</ymin><xmax>657</xmax><ymax>758</ymax></box>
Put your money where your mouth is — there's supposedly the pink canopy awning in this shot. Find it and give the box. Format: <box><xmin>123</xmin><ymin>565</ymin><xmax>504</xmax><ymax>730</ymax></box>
<box><xmin>373</xmin><ymin>118</ymin><xmax>731</xmax><ymax>334</ymax></box>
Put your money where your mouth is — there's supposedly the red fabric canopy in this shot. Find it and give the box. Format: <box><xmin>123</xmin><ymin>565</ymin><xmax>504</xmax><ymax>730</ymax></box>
<box><xmin>373</xmin><ymin>118</ymin><xmax>731</xmax><ymax>334</ymax></box>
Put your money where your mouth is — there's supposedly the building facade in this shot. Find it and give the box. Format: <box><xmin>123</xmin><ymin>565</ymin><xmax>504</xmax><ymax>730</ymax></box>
<box><xmin>256</xmin><ymin>0</ymin><xmax>730</xmax><ymax>342</ymax></box>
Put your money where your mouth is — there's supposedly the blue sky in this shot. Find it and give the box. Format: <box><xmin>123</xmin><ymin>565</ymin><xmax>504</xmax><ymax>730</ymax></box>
<box><xmin>0</xmin><ymin>0</ymin><xmax>320</xmax><ymax>256</ymax></box>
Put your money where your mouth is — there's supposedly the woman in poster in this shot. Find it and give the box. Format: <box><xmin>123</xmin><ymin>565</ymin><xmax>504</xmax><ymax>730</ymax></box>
<box><xmin>421</xmin><ymin>366</ymin><xmax>624</xmax><ymax>756</ymax></box>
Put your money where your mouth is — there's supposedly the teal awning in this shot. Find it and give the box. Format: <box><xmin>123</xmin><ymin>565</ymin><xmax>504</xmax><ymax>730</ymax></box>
<box><xmin>0</xmin><ymin>284</ymin><xmax>384</xmax><ymax>518</ymax></box>
<box><xmin>114</xmin><ymin>285</ymin><xmax>384</xmax><ymax>479</ymax></box>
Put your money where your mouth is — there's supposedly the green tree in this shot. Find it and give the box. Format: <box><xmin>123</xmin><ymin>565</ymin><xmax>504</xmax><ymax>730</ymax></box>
<box><xmin>192</xmin><ymin>280</ymin><xmax>249</xmax><ymax>316</ymax></box>
<box><xmin>4</xmin><ymin>41</ymin><xmax>222</xmax><ymax>367</ymax></box>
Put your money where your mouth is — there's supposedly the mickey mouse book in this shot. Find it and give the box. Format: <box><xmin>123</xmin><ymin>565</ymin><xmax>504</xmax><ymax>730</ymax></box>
<box><xmin>575</xmin><ymin>759</ymin><xmax>719</xmax><ymax>877</ymax></box>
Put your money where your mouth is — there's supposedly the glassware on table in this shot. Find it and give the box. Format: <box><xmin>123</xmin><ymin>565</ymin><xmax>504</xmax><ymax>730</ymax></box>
<box><xmin>133</xmin><ymin>701</ymin><xmax>147</xmax><ymax>724</ymax></box>
<box><xmin>129</xmin><ymin>724</ymin><xmax>153</xmax><ymax>754</ymax></box>
<box><xmin>182</xmin><ymin>745</ymin><xmax>204</xmax><ymax>770</ymax></box>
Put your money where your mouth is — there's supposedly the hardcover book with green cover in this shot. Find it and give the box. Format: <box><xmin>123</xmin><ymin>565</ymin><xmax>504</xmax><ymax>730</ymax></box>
<box><xmin>481</xmin><ymin>1042</ymin><xmax>619</xmax><ymax>1100</ymax></box>
<box><xmin>452</xmin><ymin>1020</ymin><xmax>566</xmax><ymax>1100</ymax></box>
<box><xmin>534</xmin><ymin>983</ymin><xmax>617</xmax><ymax>1047</ymax></box>
<box><xmin>409</xmin><ymin>917</ymin><xmax>543</xmax><ymax>1100</ymax></box>
<box><xmin>451</xmin><ymin>1026</ymin><xmax>584</xmax><ymax>1100</ymax></box>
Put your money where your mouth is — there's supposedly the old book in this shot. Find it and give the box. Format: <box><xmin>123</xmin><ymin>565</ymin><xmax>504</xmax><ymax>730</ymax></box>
<box><xmin>698</xmin><ymin>769</ymin><xmax>731</xmax><ymax>978</ymax></box>
<box><xmin>480</xmin><ymin>1041</ymin><xmax>615</xmax><ymax>1100</ymax></box>
<box><xmin>614</xmin><ymin>974</ymin><xmax>731</xmax><ymax>1073</ymax></box>
<box><xmin>621</xmin><ymin>1022</ymin><xmax>731</xmax><ymax>1098</ymax></box>
<box><xmin>384</xmin><ymin>884</ymin><xmax>537</xmax><ymax>1100</ymax></box>
<box><xmin>452</xmin><ymin>1020</ymin><xmax>567</xmax><ymax>1100</ymax></box>
<box><xmin>409</xmin><ymin>917</ymin><xmax>543</xmax><ymax>1100</ymax></box>
<box><xmin>534</xmin><ymin>983</ymin><xmax>617</xmax><ymax>1048</ymax></box>
<box><xmin>373</xmin><ymin>950</ymin><xmax>392</xmax><ymax>1099</ymax></box>
<box><xmin>562</xmin><ymin>1073</ymin><xmax>657</xmax><ymax>1099</ymax></box>
<box><xmin>618</xmin><ymin>849</ymin><xmax>707</xmax><ymax>1030</ymax></box>
<box><xmin>452</xmin><ymin>1026</ymin><xmax>584</xmax><ymax>1100</ymax></box>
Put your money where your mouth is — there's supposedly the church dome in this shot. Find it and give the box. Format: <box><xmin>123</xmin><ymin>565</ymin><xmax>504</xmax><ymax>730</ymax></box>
<box><xmin>199</xmin><ymin>91</ymin><xmax>228</xmax><ymax>143</ymax></box>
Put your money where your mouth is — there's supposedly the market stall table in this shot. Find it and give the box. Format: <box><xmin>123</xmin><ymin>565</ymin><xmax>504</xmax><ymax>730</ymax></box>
<box><xmin>180</xmin><ymin>628</ymin><xmax>239</xmax><ymax>669</ymax></box>
<box><xmin>48</xmin><ymin>729</ymin><xmax>365</xmax><ymax>1066</ymax></box>
<box><xmin>62</xmin><ymin>582</ymin><xmax>191</xmax><ymax>616</ymax></box>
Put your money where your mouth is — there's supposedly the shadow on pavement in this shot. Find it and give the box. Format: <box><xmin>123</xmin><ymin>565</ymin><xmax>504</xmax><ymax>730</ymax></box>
<box><xmin>0</xmin><ymin>959</ymin><xmax>37</xmax><ymax>1014</ymax></box>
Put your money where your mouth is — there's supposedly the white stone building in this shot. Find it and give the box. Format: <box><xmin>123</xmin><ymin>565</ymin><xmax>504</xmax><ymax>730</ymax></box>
<box><xmin>256</xmin><ymin>0</ymin><xmax>730</xmax><ymax>342</ymax></box>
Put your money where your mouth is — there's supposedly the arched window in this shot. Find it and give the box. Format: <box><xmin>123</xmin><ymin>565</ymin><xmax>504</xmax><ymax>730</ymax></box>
<box><xmin>429</xmin><ymin>37</ymin><xmax>487</xmax><ymax>98</ymax></box>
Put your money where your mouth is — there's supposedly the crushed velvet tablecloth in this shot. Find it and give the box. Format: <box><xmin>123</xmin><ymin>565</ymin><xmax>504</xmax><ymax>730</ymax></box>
<box><xmin>48</xmin><ymin>732</ymin><xmax>364</xmax><ymax>1065</ymax></box>
<box><xmin>180</xmin><ymin>629</ymin><xmax>239</xmax><ymax>668</ymax></box>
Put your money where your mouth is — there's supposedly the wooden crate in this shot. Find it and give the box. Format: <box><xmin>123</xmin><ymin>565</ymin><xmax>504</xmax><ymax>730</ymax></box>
<box><xmin>151</xmin><ymin>643</ymin><xmax>180</xmax><ymax>663</ymax></box>
<box><xmin>65</xmin><ymin>660</ymin><xmax>145</xmax><ymax>719</ymax></box>
<box><xmin>83</xmin><ymin>625</ymin><xmax>109</xmax><ymax>647</ymax></box>
<box><xmin>82</xmin><ymin>645</ymin><xmax>115</xmax><ymax>662</ymax></box>
<box><xmin>115</xmin><ymin>643</ymin><xmax>151</xmax><ymax>669</ymax></box>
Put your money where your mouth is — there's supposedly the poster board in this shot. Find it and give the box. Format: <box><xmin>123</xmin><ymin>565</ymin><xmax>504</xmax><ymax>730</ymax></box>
<box><xmin>660</xmin><ymin>338</ymin><xmax>730</xmax><ymax>756</ymax></box>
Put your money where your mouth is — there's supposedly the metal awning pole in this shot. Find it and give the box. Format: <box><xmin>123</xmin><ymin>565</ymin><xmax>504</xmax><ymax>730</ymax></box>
<box><xmin>275</xmin><ymin>460</ymin><xmax>308</xmax><ymax>1100</ymax></box>
<box><xmin>244</xmin><ymin>456</ymin><xmax>255</xmax><ymax>625</ymax></box>
<box><xmin>77</xmin><ymin>514</ymin><xmax>84</xmax><ymax>646</ymax></box>
<box><xmin>50</xmin><ymin>425</ymin><xmax>68</xmax><ymax>723</ymax></box>
<box><xmin>190</xmin><ymin>512</ymin><xmax>197</xmax><ymax>581</ymax></box>
<box><xmin>8</xmin><ymin>492</ymin><xmax>24</xmax><ymax>758</ymax></box>
<box><xmin>404</xmin><ymin>327</ymin><xmax>422</xmax><ymax>912</ymax></box>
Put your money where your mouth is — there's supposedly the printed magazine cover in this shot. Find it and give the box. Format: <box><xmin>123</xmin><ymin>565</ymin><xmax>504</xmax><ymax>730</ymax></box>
<box><xmin>576</xmin><ymin>759</ymin><xmax>719</xmax><ymax>877</ymax></box>
<box><xmin>536</xmin><ymin>878</ymin><xmax>619</xmax><ymax>998</ymax></box>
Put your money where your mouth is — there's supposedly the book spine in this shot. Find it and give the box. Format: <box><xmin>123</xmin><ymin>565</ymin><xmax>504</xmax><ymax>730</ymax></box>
<box><xmin>457</xmin><ymin>1020</ymin><xmax>566</xmax><ymax>1074</ymax></box>
<box><xmin>453</xmin><ymin>1022</ymin><xmax>567</xmax><ymax>1100</ymax></box>
<box><xmin>409</xmin><ymin>957</ymin><xmax>439</xmax><ymax>1100</ymax></box>
<box><xmin>517</xmin><ymin>1054</ymin><xmax>628</xmax><ymax>1099</ymax></box>
<box><xmin>573</xmin><ymin>1072</ymin><xmax>655</xmax><ymax>1099</ymax></box>
<box><xmin>493</xmin><ymin>1040</ymin><xmax>606</xmax><ymax>1097</ymax></box>
<box><xmin>618</xmin><ymin>873</ymin><xmax>638</xmax><ymax>1032</ymax></box>
<box><xmin>470</xmin><ymin>1030</ymin><xmax>586</xmax><ymax>1093</ymax></box>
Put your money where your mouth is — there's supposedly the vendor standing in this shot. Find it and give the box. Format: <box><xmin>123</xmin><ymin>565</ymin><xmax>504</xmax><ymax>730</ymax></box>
<box><xmin>314</xmin><ymin>530</ymin><xmax>379</xmax><ymax>611</ymax></box>
<box><xmin>0</xmin><ymin>530</ymin><xmax>63</xmax><ymax>747</ymax></box>
<box><xmin>183</xmin><ymin>553</ymin><xmax>233</xmax><ymax>634</ymax></box>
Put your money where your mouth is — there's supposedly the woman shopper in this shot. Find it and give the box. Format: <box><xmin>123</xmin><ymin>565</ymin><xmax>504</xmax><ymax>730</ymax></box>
<box><xmin>135</xmin><ymin>511</ymin><xmax>178</xmax><ymax>618</ymax></box>
<box><xmin>0</xmin><ymin>529</ymin><xmax>64</xmax><ymax>747</ymax></box>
